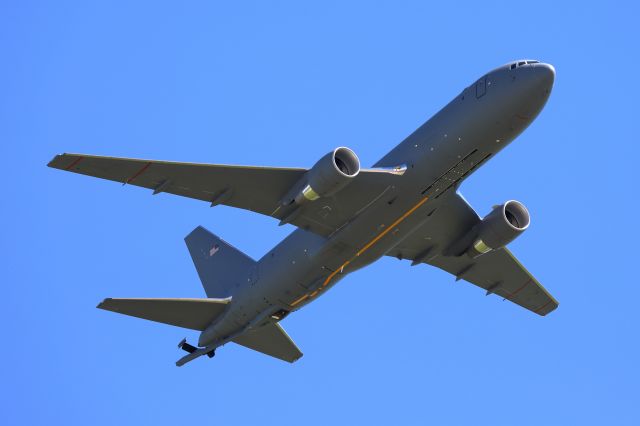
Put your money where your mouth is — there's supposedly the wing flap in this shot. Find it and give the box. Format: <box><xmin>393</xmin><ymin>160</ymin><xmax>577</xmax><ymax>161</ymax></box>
<box><xmin>232</xmin><ymin>322</ymin><xmax>303</xmax><ymax>363</ymax></box>
<box><xmin>97</xmin><ymin>297</ymin><xmax>231</xmax><ymax>330</ymax></box>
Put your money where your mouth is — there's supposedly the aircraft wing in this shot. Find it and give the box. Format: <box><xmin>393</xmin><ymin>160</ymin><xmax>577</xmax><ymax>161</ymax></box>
<box><xmin>387</xmin><ymin>192</ymin><xmax>558</xmax><ymax>316</ymax></box>
<box><xmin>48</xmin><ymin>153</ymin><xmax>396</xmax><ymax>237</ymax></box>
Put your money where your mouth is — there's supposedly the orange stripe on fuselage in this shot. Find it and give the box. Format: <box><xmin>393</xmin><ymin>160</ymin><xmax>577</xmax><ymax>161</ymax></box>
<box><xmin>291</xmin><ymin>195</ymin><xmax>430</xmax><ymax>307</ymax></box>
<box><xmin>290</xmin><ymin>294</ymin><xmax>309</xmax><ymax>306</ymax></box>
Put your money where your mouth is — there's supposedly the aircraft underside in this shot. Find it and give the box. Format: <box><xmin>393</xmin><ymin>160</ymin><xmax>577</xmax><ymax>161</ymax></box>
<box><xmin>48</xmin><ymin>59</ymin><xmax>558</xmax><ymax>366</ymax></box>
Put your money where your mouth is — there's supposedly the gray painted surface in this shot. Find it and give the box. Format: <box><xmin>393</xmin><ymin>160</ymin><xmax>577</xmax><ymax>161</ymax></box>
<box><xmin>49</xmin><ymin>60</ymin><xmax>558</xmax><ymax>366</ymax></box>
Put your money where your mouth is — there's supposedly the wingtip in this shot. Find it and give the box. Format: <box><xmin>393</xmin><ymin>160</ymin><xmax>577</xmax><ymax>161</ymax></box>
<box><xmin>46</xmin><ymin>153</ymin><xmax>65</xmax><ymax>168</ymax></box>
<box><xmin>96</xmin><ymin>298</ymin><xmax>113</xmax><ymax>309</ymax></box>
<box><xmin>538</xmin><ymin>300</ymin><xmax>559</xmax><ymax>316</ymax></box>
<box><xmin>47</xmin><ymin>153</ymin><xmax>84</xmax><ymax>171</ymax></box>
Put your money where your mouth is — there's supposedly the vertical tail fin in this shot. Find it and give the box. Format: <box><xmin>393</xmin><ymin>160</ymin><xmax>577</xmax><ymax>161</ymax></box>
<box><xmin>185</xmin><ymin>226</ymin><xmax>256</xmax><ymax>298</ymax></box>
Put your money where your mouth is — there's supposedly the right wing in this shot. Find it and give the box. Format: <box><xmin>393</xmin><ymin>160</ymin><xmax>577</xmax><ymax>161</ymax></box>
<box><xmin>423</xmin><ymin>247</ymin><xmax>558</xmax><ymax>316</ymax></box>
<box><xmin>387</xmin><ymin>192</ymin><xmax>558</xmax><ymax>316</ymax></box>
<box><xmin>48</xmin><ymin>153</ymin><xmax>396</xmax><ymax>237</ymax></box>
<box><xmin>232</xmin><ymin>322</ymin><xmax>303</xmax><ymax>363</ymax></box>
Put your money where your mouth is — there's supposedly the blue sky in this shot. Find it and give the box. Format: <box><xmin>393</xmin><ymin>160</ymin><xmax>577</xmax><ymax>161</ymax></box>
<box><xmin>2</xmin><ymin>1</ymin><xmax>639</xmax><ymax>424</ymax></box>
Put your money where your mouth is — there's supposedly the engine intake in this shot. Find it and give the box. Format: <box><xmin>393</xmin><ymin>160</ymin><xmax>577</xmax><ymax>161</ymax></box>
<box><xmin>466</xmin><ymin>200</ymin><xmax>530</xmax><ymax>257</ymax></box>
<box><xmin>283</xmin><ymin>147</ymin><xmax>361</xmax><ymax>206</ymax></box>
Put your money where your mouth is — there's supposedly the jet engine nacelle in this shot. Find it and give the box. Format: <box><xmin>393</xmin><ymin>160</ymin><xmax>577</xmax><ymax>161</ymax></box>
<box><xmin>446</xmin><ymin>200</ymin><xmax>531</xmax><ymax>258</ymax></box>
<box><xmin>283</xmin><ymin>147</ymin><xmax>361</xmax><ymax>205</ymax></box>
<box><xmin>465</xmin><ymin>200</ymin><xmax>530</xmax><ymax>258</ymax></box>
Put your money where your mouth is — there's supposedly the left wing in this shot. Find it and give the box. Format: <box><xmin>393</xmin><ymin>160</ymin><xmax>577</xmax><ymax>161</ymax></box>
<box><xmin>48</xmin><ymin>153</ymin><xmax>396</xmax><ymax>237</ymax></box>
<box><xmin>387</xmin><ymin>192</ymin><xmax>558</xmax><ymax>316</ymax></box>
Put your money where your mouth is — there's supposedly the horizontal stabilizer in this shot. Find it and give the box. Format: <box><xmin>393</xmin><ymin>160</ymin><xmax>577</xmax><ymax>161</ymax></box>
<box><xmin>97</xmin><ymin>297</ymin><xmax>231</xmax><ymax>330</ymax></box>
<box><xmin>232</xmin><ymin>322</ymin><xmax>302</xmax><ymax>363</ymax></box>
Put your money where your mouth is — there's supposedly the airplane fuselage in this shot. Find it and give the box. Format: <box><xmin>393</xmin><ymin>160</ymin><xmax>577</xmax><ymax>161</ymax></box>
<box><xmin>199</xmin><ymin>60</ymin><xmax>555</xmax><ymax>348</ymax></box>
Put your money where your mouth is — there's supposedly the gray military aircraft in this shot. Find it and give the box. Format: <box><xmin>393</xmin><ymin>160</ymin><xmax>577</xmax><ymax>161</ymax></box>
<box><xmin>48</xmin><ymin>59</ymin><xmax>558</xmax><ymax>366</ymax></box>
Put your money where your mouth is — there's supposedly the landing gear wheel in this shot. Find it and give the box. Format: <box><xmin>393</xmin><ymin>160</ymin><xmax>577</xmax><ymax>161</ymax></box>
<box><xmin>207</xmin><ymin>350</ymin><xmax>216</xmax><ymax>359</ymax></box>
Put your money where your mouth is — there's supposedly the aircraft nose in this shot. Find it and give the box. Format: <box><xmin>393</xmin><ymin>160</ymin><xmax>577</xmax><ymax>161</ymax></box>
<box><xmin>535</xmin><ymin>62</ymin><xmax>555</xmax><ymax>90</ymax></box>
<box><xmin>519</xmin><ymin>62</ymin><xmax>555</xmax><ymax>93</ymax></box>
<box><xmin>503</xmin><ymin>61</ymin><xmax>555</xmax><ymax>125</ymax></box>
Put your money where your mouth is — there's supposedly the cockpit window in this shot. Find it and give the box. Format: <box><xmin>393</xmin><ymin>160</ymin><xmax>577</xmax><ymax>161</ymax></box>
<box><xmin>511</xmin><ymin>60</ymin><xmax>540</xmax><ymax>70</ymax></box>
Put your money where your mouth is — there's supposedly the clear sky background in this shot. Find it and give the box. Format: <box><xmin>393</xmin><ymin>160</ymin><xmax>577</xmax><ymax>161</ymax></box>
<box><xmin>2</xmin><ymin>1</ymin><xmax>639</xmax><ymax>424</ymax></box>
